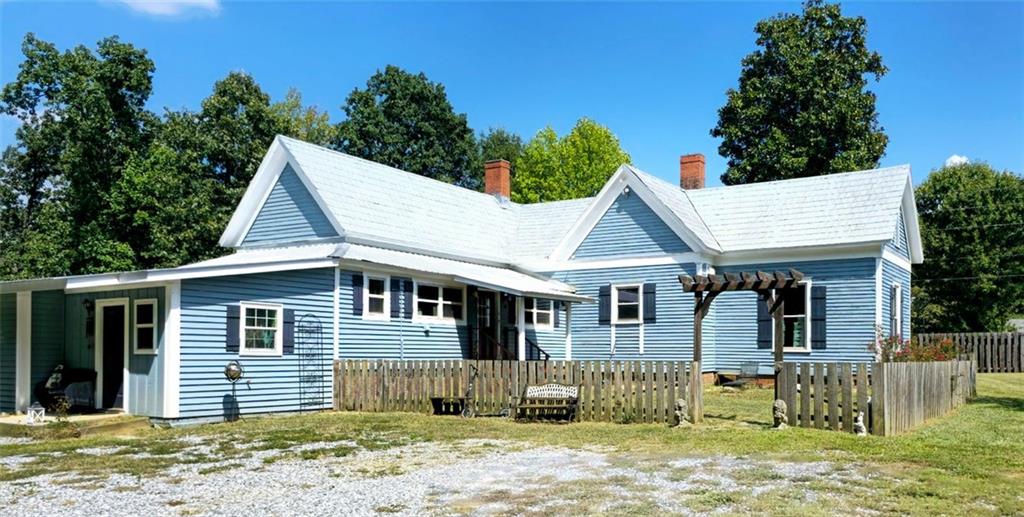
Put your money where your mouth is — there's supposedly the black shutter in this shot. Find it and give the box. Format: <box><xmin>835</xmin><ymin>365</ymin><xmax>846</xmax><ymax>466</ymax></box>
<box><xmin>283</xmin><ymin>309</ymin><xmax>295</xmax><ymax>354</ymax></box>
<box><xmin>402</xmin><ymin>279</ymin><xmax>413</xmax><ymax>319</ymax></box>
<box><xmin>351</xmin><ymin>273</ymin><xmax>363</xmax><ymax>316</ymax></box>
<box><xmin>756</xmin><ymin>297</ymin><xmax>771</xmax><ymax>349</ymax></box>
<box><xmin>598</xmin><ymin>285</ymin><xmax>611</xmax><ymax>325</ymax></box>
<box><xmin>553</xmin><ymin>300</ymin><xmax>561</xmax><ymax>327</ymax></box>
<box><xmin>642</xmin><ymin>283</ymin><xmax>657</xmax><ymax>323</ymax></box>
<box><xmin>225</xmin><ymin>304</ymin><xmax>240</xmax><ymax>352</ymax></box>
<box><xmin>390</xmin><ymin>278</ymin><xmax>402</xmax><ymax>319</ymax></box>
<box><xmin>811</xmin><ymin>285</ymin><xmax>827</xmax><ymax>350</ymax></box>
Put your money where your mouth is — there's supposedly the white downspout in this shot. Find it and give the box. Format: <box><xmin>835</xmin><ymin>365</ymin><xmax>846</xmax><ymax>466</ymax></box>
<box><xmin>15</xmin><ymin>291</ymin><xmax>32</xmax><ymax>412</ymax></box>
<box><xmin>564</xmin><ymin>303</ymin><xmax>573</xmax><ymax>360</ymax></box>
<box><xmin>516</xmin><ymin>296</ymin><xmax>526</xmax><ymax>361</ymax></box>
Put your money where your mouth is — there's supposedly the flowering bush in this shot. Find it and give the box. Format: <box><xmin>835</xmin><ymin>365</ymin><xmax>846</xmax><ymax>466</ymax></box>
<box><xmin>868</xmin><ymin>326</ymin><xmax>957</xmax><ymax>362</ymax></box>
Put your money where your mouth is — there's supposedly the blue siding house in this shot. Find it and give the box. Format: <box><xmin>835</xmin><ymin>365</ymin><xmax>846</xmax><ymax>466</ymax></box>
<box><xmin>0</xmin><ymin>136</ymin><xmax>922</xmax><ymax>423</ymax></box>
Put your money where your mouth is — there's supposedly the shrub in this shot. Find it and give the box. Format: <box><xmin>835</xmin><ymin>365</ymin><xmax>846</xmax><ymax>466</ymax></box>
<box><xmin>868</xmin><ymin>326</ymin><xmax>957</xmax><ymax>362</ymax></box>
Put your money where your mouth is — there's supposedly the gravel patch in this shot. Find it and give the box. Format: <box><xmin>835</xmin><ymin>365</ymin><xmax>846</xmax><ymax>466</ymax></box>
<box><xmin>0</xmin><ymin>437</ymin><xmax>33</xmax><ymax>447</ymax></box>
<box><xmin>0</xmin><ymin>439</ymin><xmax>878</xmax><ymax>516</ymax></box>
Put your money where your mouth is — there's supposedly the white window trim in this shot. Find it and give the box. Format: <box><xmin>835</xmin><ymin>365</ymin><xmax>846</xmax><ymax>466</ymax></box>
<box><xmin>133</xmin><ymin>298</ymin><xmax>159</xmax><ymax>355</ymax></box>
<box><xmin>611</xmin><ymin>284</ymin><xmax>643</xmax><ymax>325</ymax></box>
<box><xmin>890</xmin><ymin>282</ymin><xmax>903</xmax><ymax>338</ymax></box>
<box><xmin>362</xmin><ymin>273</ymin><xmax>391</xmax><ymax>321</ymax></box>
<box><xmin>524</xmin><ymin>298</ymin><xmax>554</xmax><ymax>331</ymax></box>
<box><xmin>239</xmin><ymin>302</ymin><xmax>284</xmax><ymax>357</ymax></box>
<box><xmin>774</xmin><ymin>279</ymin><xmax>812</xmax><ymax>353</ymax></box>
<box><xmin>412</xmin><ymin>280</ymin><xmax>466</xmax><ymax>325</ymax></box>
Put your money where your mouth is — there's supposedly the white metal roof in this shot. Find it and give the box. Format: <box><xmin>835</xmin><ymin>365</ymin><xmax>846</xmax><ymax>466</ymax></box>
<box><xmin>685</xmin><ymin>165</ymin><xmax>913</xmax><ymax>253</ymax></box>
<box><xmin>335</xmin><ymin>243</ymin><xmax>590</xmax><ymax>302</ymax></box>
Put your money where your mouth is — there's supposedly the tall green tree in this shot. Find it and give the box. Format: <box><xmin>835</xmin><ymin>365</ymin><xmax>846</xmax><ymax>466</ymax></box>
<box><xmin>913</xmin><ymin>162</ymin><xmax>1024</xmax><ymax>331</ymax></box>
<box><xmin>513</xmin><ymin>118</ymin><xmax>630</xmax><ymax>203</ymax></box>
<box><xmin>0</xmin><ymin>33</ymin><xmax>157</xmax><ymax>277</ymax></box>
<box><xmin>333</xmin><ymin>65</ymin><xmax>479</xmax><ymax>188</ymax></box>
<box><xmin>271</xmin><ymin>88</ymin><xmax>335</xmax><ymax>146</ymax></box>
<box><xmin>478</xmin><ymin>127</ymin><xmax>524</xmax><ymax>168</ymax></box>
<box><xmin>711</xmin><ymin>0</ymin><xmax>888</xmax><ymax>185</ymax></box>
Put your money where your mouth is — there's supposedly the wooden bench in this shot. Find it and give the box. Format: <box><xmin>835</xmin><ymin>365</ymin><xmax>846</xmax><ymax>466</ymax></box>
<box><xmin>514</xmin><ymin>383</ymin><xmax>579</xmax><ymax>422</ymax></box>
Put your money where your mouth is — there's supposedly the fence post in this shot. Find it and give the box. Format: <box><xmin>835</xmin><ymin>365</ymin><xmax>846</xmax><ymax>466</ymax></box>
<box><xmin>333</xmin><ymin>360</ymin><xmax>341</xmax><ymax>410</ymax></box>
<box><xmin>689</xmin><ymin>361</ymin><xmax>703</xmax><ymax>424</ymax></box>
<box><xmin>871</xmin><ymin>362</ymin><xmax>886</xmax><ymax>436</ymax></box>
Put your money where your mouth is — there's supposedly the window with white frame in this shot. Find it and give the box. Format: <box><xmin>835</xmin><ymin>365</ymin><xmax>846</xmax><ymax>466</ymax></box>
<box><xmin>890</xmin><ymin>283</ymin><xmax>903</xmax><ymax>338</ymax></box>
<box><xmin>525</xmin><ymin>298</ymin><xmax>553</xmax><ymax>328</ymax></box>
<box><xmin>612</xmin><ymin>285</ymin><xmax>641</xmax><ymax>324</ymax></box>
<box><xmin>778</xmin><ymin>283</ymin><xmax>810</xmax><ymax>351</ymax></box>
<box><xmin>364</xmin><ymin>275</ymin><xmax>390</xmax><ymax>319</ymax></box>
<box><xmin>416</xmin><ymin>283</ymin><xmax>464</xmax><ymax>322</ymax></box>
<box><xmin>240</xmin><ymin>303</ymin><xmax>283</xmax><ymax>355</ymax></box>
<box><xmin>133</xmin><ymin>299</ymin><xmax>157</xmax><ymax>354</ymax></box>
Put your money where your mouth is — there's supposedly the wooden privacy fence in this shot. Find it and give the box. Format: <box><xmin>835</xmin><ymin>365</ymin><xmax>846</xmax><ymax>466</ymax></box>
<box><xmin>777</xmin><ymin>360</ymin><xmax>976</xmax><ymax>436</ymax></box>
<box><xmin>914</xmin><ymin>332</ymin><xmax>1023</xmax><ymax>373</ymax></box>
<box><xmin>333</xmin><ymin>359</ymin><xmax>702</xmax><ymax>424</ymax></box>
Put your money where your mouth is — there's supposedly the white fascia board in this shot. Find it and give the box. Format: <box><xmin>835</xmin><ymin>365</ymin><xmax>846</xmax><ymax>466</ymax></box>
<box><xmin>711</xmin><ymin>242</ymin><xmax>886</xmax><ymax>266</ymax></box>
<box><xmin>0</xmin><ymin>278</ymin><xmax>67</xmax><ymax>294</ymax></box>
<box><xmin>522</xmin><ymin>252</ymin><xmax>706</xmax><ymax>273</ymax></box>
<box><xmin>881</xmin><ymin>249</ymin><xmax>913</xmax><ymax>272</ymax></box>
<box><xmin>549</xmin><ymin>166</ymin><xmax>712</xmax><ymax>261</ymax></box>
<box><xmin>218</xmin><ymin>136</ymin><xmax>346</xmax><ymax>248</ymax></box>
<box><xmin>64</xmin><ymin>258</ymin><xmax>339</xmax><ymax>293</ymax></box>
<box><xmin>902</xmin><ymin>174</ymin><xmax>925</xmax><ymax>264</ymax></box>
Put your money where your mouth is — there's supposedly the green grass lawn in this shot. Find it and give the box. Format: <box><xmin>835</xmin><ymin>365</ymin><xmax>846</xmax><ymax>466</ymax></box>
<box><xmin>2</xmin><ymin>373</ymin><xmax>1022</xmax><ymax>515</ymax></box>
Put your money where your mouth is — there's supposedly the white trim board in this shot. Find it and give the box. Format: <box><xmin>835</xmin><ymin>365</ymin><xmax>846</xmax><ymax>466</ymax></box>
<box><xmin>881</xmin><ymin>249</ymin><xmax>912</xmax><ymax>271</ymax></box>
<box><xmin>162</xmin><ymin>281</ymin><xmax>181</xmax><ymax>419</ymax></box>
<box><xmin>15</xmin><ymin>292</ymin><xmax>31</xmax><ymax>412</ymax></box>
<box><xmin>524</xmin><ymin>252</ymin><xmax>705</xmax><ymax>273</ymax></box>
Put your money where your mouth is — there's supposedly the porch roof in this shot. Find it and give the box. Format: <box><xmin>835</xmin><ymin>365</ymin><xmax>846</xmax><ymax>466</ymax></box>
<box><xmin>0</xmin><ymin>242</ymin><xmax>591</xmax><ymax>303</ymax></box>
<box><xmin>333</xmin><ymin>243</ymin><xmax>591</xmax><ymax>303</ymax></box>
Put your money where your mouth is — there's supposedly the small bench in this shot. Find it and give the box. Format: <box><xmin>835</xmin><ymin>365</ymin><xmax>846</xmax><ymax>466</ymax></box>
<box><xmin>514</xmin><ymin>383</ymin><xmax>579</xmax><ymax>422</ymax></box>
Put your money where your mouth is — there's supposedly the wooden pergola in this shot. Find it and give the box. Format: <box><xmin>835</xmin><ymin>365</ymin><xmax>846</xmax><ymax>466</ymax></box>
<box><xmin>679</xmin><ymin>269</ymin><xmax>806</xmax><ymax>415</ymax></box>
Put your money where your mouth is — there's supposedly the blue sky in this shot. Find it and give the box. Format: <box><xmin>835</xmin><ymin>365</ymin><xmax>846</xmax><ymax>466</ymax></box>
<box><xmin>2</xmin><ymin>1</ymin><xmax>1022</xmax><ymax>187</ymax></box>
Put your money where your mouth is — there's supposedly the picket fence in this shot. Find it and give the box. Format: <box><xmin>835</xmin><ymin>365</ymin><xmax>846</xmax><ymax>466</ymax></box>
<box><xmin>777</xmin><ymin>359</ymin><xmax>976</xmax><ymax>436</ymax></box>
<box><xmin>913</xmin><ymin>332</ymin><xmax>1023</xmax><ymax>373</ymax></box>
<box><xmin>333</xmin><ymin>359</ymin><xmax>702</xmax><ymax>424</ymax></box>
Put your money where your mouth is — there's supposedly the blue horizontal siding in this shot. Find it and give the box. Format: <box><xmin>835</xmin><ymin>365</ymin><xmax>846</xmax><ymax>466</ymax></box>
<box><xmin>552</xmin><ymin>264</ymin><xmax>697</xmax><ymax>363</ymax></box>
<box><xmin>712</xmin><ymin>258</ymin><xmax>878</xmax><ymax>374</ymax></box>
<box><xmin>0</xmin><ymin>294</ymin><xmax>15</xmax><ymax>412</ymax></box>
<box><xmin>882</xmin><ymin>259</ymin><xmax>912</xmax><ymax>339</ymax></box>
<box><xmin>339</xmin><ymin>271</ymin><xmax>469</xmax><ymax>360</ymax></box>
<box><xmin>886</xmin><ymin>208</ymin><xmax>910</xmax><ymax>259</ymax></box>
<box><xmin>573</xmin><ymin>193</ymin><xmax>690</xmax><ymax>259</ymax></box>
<box><xmin>242</xmin><ymin>164</ymin><xmax>338</xmax><ymax>246</ymax></box>
<box><xmin>179</xmin><ymin>269</ymin><xmax>334</xmax><ymax>419</ymax></box>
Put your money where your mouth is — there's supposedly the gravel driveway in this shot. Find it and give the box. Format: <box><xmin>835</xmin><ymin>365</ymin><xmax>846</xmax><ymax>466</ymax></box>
<box><xmin>0</xmin><ymin>436</ymin><xmax>883</xmax><ymax>516</ymax></box>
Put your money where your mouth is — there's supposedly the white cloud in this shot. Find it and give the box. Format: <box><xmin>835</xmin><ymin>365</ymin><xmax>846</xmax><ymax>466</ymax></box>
<box><xmin>944</xmin><ymin>154</ymin><xmax>969</xmax><ymax>167</ymax></box>
<box><xmin>115</xmin><ymin>0</ymin><xmax>221</xmax><ymax>17</ymax></box>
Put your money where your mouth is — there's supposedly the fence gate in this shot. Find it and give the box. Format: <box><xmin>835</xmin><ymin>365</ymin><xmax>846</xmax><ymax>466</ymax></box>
<box><xmin>296</xmin><ymin>313</ymin><xmax>326</xmax><ymax>409</ymax></box>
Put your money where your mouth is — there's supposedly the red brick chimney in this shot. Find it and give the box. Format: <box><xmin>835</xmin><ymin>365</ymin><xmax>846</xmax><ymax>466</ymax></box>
<box><xmin>484</xmin><ymin>159</ymin><xmax>511</xmax><ymax>198</ymax></box>
<box><xmin>679</xmin><ymin>154</ymin><xmax>705</xmax><ymax>190</ymax></box>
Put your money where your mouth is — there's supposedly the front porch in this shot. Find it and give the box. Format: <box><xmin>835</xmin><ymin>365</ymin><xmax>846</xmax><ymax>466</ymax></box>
<box><xmin>0</xmin><ymin>286</ymin><xmax>168</xmax><ymax>418</ymax></box>
<box><xmin>464</xmin><ymin>289</ymin><xmax>557</xmax><ymax>361</ymax></box>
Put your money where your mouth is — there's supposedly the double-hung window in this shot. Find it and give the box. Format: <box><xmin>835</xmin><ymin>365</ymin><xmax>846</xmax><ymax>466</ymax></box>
<box><xmin>612</xmin><ymin>285</ymin><xmax>641</xmax><ymax>324</ymax></box>
<box><xmin>240</xmin><ymin>302</ymin><xmax>283</xmax><ymax>356</ymax></box>
<box><xmin>524</xmin><ymin>298</ymin><xmax>553</xmax><ymax>328</ymax></box>
<box><xmin>890</xmin><ymin>283</ymin><xmax>903</xmax><ymax>338</ymax></box>
<box><xmin>133</xmin><ymin>299</ymin><xmax>158</xmax><ymax>354</ymax></box>
<box><xmin>364</xmin><ymin>275</ymin><xmax>390</xmax><ymax>319</ymax></box>
<box><xmin>779</xmin><ymin>283</ymin><xmax>810</xmax><ymax>351</ymax></box>
<box><xmin>416</xmin><ymin>283</ymin><xmax>464</xmax><ymax>322</ymax></box>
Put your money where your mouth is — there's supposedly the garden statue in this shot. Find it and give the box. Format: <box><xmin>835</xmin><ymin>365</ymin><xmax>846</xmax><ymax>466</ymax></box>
<box><xmin>854</xmin><ymin>411</ymin><xmax>867</xmax><ymax>436</ymax></box>
<box><xmin>772</xmin><ymin>399</ymin><xmax>787</xmax><ymax>429</ymax></box>
<box><xmin>673</xmin><ymin>398</ymin><xmax>690</xmax><ymax>427</ymax></box>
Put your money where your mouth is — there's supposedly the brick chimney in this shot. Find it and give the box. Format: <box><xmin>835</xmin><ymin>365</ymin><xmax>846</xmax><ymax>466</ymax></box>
<box><xmin>484</xmin><ymin>159</ymin><xmax>511</xmax><ymax>198</ymax></box>
<box><xmin>679</xmin><ymin>154</ymin><xmax>705</xmax><ymax>190</ymax></box>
